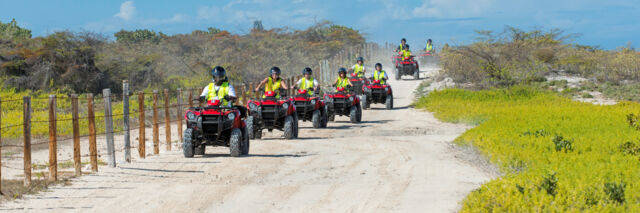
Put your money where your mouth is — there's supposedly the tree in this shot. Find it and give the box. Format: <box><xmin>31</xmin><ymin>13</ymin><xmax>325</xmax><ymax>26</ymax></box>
<box><xmin>0</xmin><ymin>19</ymin><xmax>32</xmax><ymax>41</ymax></box>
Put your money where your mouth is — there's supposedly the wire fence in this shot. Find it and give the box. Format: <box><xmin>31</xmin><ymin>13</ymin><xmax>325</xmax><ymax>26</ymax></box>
<box><xmin>0</xmin><ymin>42</ymin><xmax>394</xmax><ymax>189</ymax></box>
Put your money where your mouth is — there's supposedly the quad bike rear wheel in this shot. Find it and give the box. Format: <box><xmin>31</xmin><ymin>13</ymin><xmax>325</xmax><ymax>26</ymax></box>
<box><xmin>194</xmin><ymin>144</ymin><xmax>205</xmax><ymax>155</ymax></box>
<box><xmin>229</xmin><ymin>128</ymin><xmax>242</xmax><ymax>157</ymax></box>
<box><xmin>284</xmin><ymin>115</ymin><xmax>296</xmax><ymax>139</ymax></box>
<box><xmin>241</xmin><ymin>127</ymin><xmax>250</xmax><ymax>155</ymax></box>
<box><xmin>182</xmin><ymin>128</ymin><xmax>195</xmax><ymax>158</ymax></box>
<box><xmin>385</xmin><ymin>95</ymin><xmax>393</xmax><ymax>110</ymax></box>
<box><xmin>312</xmin><ymin>110</ymin><xmax>321</xmax><ymax>128</ymax></box>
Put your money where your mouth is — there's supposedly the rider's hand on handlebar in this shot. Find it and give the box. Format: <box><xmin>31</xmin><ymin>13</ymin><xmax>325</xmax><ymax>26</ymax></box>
<box><xmin>198</xmin><ymin>96</ymin><xmax>206</xmax><ymax>102</ymax></box>
<box><xmin>223</xmin><ymin>95</ymin><xmax>230</xmax><ymax>101</ymax></box>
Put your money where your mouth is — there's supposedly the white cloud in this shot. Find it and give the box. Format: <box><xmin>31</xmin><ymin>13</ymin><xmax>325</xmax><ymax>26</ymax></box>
<box><xmin>114</xmin><ymin>1</ymin><xmax>136</xmax><ymax>21</ymax></box>
<box><xmin>197</xmin><ymin>6</ymin><xmax>220</xmax><ymax>20</ymax></box>
<box><xmin>412</xmin><ymin>0</ymin><xmax>494</xmax><ymax>18</ymax></box>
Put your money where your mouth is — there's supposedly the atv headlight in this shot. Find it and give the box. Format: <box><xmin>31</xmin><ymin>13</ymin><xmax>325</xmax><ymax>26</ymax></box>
<box><xmin>349</xmin><ymin>96</ymin><xmax>354</xmax><ymax>102</ymax></box>
<box><xmin>187</xmin><ymin>112</ymin><xmax>196</xmax><ymax>120</ymax></box>
<box><xmin>227</xmin><ymin>112</ymin><xmax>236</xmax><ymax>120</ymax></box>
<box><xmin>249</xmin><ymin>102</ymin><xmax>257</xmax><ymax>111</ymax></box>
<box><xmin>282</xmin><ymin>103</ymin><xmax>289</xmax><ymax>109</ymax></box>
<box><xmin>324</xmin><ymin>96</ymin><xmax>332</xmax><ymax>102</ymax></box>
<box><xmin>310</xmin><ymin>99</ymin><xmax>316</xmax><ymax>105</ymax></box>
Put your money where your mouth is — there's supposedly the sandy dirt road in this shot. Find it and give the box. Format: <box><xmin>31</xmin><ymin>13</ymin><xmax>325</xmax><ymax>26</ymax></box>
<box><xmin>1</xmin><ymin>68</ymin><xmax>495</xmax><ymax>212</ymax></box>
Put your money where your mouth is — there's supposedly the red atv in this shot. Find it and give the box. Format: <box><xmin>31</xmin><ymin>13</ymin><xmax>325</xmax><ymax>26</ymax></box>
<box><xmin>246</xmin><ymin>90</ymin><xmax>298</xmax><ymax>140</ymax></box>
<box><xmin>349</xmin><ymin>72</ymin><xmax>369</xmax><ymax>108</ymax></box>
<box><xmin>323</xmin><ymin>87</ymin><xmax>362</xmax><ymax>123</ymax></box>
<box><xmin>362</xmin><ymin>79</ymin><xmax>393</xmax><ymax>110</ymax></box>
<box><xmin>183</xmin><ymin>99</ymin><xmax>249</xmax><ymax>158</ymax></box>
<box><xmin>291</xmin><ymin>88</ymin><xmax>328</xmax><ymax>128</ymax></box>
<box><xmin>418</xmin><ymin>51</ymin><xmax>438</xmax><ymax>68</ymax></box>
<box><xmin>395</xmin><ymin>53</ymin><xmax>420</xmax><ymax>80</ymax></box>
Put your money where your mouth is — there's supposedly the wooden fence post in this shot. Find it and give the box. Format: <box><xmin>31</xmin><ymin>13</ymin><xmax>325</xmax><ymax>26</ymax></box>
<box><xmin>71</xmin><ymin>94</ymin><xmax>81</xmax><ymax>176</ymax></box>
<box><xmin>198</xmin><ymin>88</ymin><xmax>203</xmax><ymax>107</ymax></box>
<box><xmin>87</xmin><ymin>94</ymin><xmax>97</xmax><ymax>172</ymax></box>
<box><xmin>153</xmin><ymin>90</ymin><xmax>159</xmax><ymax>155</ymax></box>
<box><xmin>188</xmin><ymin>89</ymin><xmax>193</xmax><ymax>108</ymax></box>
<box><xmin>23</xmin><ymin>96</ymin><xmax>31</xmax><ymax>187</ymax></box>
<box><xmin>177</xmin><ymin>88</ymin><xmax>183</xmax><ymax>143</ymax></box>
<box><xmin>164</xmin><ymin>89</ymin><xmax>171</xmax><ymax>151</ymax></box>
<box><xmin>241</xmin><ymin>84</ymin><xmax>247</xmax><ymax>105</ymax></box>
<box><xmin>103</xmin><ymin>89</ymin><xmax>116</xmax><ymax>167</ymax></box>
<box><xmin>48</xmin><ymin>95</ymin><xmax>57</xmax><ymax>181</ymax></box>
<box><xmin>123</xmin><ymin>81</ymin><xmax>131</xmax><ymax>163</ymax></box>
<box><xmin>138</xmin><ymin>92</ymin><xmax>145</xmax><ymax>158</ymax></box>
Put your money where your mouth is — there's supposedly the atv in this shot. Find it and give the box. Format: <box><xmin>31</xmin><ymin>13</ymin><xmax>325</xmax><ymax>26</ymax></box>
<box><xmin>394</xmin><ymin>53</ymin><xmax>420</xmax><ymax>80</ymax></box>
<box><xmin>291</xmin><ymin>88</ymin><xmax>328</xmax><ymax>128</ymax></box>
<box><xmin>182</xmin><ymin>99</ymin><xmax>249</xmax><ymax>158</ymax></box>
<box><xmin>246</xmin><ymin>90</ymin><xmax>298</xmax><ymax>140</ymax></box>
<box><xmin>349</xmin><ymin>72</ymin><xmax>369</xmax><ymax>110</ymax></box>
<box><xmin>418</xmin><ymin>51</ymin><xmax>438</xmax><ymax>68</ymax></box>
<box><xmin>323</xmin><ymin>86</ymin><xmax>362</xmax><ymax>123</ymax></box>
<box><xmin>362</xmin><ymin>79</ymin><xmax>393</xmax><ymax>110</ymax></box>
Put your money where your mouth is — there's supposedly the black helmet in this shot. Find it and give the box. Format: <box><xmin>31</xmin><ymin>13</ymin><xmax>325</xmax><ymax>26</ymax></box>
<box><xmin>270</xmin><ymin>66</ymin><xmax>281</xmax><ymax>75</ymax></box>
<box><xmin>211</xmin><ymin>66</ymin><xmax>226</xmax><ymax>78</ymax></box>
<box><xmin>357</xmin><ymin>57</ymin><xmax>364</xmax><ymax>62</ymax></box>
<box><xmin>338</xmin><ymin>67</ymin><xmax>347</xmax><ymax>74</ymax></box>
<box><xmin>427</xmin><ymin>38</ymin><xmax>432</xmax><ymax>42</ymax></box>
<box><xmin>401</xmin><ymin>38</ymin><xmax>406</xmax><ymax>42</ymax></box>
<box><xmin>375</xmin><ymin>63</ymin><xmax>382</xmax><ymax>69</ymax></box>
<box><xmin>405</xmin><ymin>44</ymin><xmax>410</xmax><ymax>49</ymax></box>
<box><xmin>302</xmin><ymin>67</ymin><xmax>312</xmax><ymax>75</ymax></box>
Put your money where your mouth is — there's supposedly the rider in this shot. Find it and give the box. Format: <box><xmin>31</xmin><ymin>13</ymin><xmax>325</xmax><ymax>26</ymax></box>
<box><xmin>255</xmin><ymin>66</ymin><xmax>289</xmax><ymax>98</ymax></box>
<box><xmin>424</xmin><ymin>39</ymin><xmax>434</xmax><ymax>53</ymax></box>
<box><xmin>199</xmin><ymin>66</ymin><xmax>236</xmax><ymax>107</ymax></box>
<box><xmin>295</xmin><ymin>67</ymin><xmax>319</xmax><ymax>95</ymax></box>
<box><xmin>349</xmin><ymin>57</ymin><xmax>366</xmax><ymax>78</ymax></box>
<box><xmin>396</xmin><ymin>38</ymin><xmax>407</xmax><ymax>53</ymax></box>
<box><xmin>371</xmin><ymin>63</ymin><xmax>389</xmax><ymax>85</ymax></box>
<box><xmin>402</xmin><ymin>44</ymin><xmax>412</xmax><ymax>60</ymax></box>
<box><xmin>333</xmin><ymin>67</ymin><xmax>353</xmax><ymax>92</ymax></box>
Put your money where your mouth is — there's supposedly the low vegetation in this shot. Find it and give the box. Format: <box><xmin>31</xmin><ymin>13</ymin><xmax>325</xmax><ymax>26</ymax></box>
<box><xmin>416</xmin><ymin>87</ymin><xmax>640</xmax><ymax>212</ymax></box>
<box><xmin>440</xmin><ymin>26</ymin><xmax>640</xmax><ymax>90</ymax></box>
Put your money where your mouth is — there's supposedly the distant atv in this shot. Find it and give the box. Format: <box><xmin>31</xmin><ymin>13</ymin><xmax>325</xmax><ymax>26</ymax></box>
<box><xmin>349</xmin><ymin>72</ymin><xmax>369</xmax><ymax>109</ymax></box>
<box><xmin>363</xmin><ymin>79</ymin><xmax>393</xmax><ymax>110</ymax></box>
<box><xmin>291</xmin><ymin>88</ymin><xmax>328</xmax><ymax>128</ymax></box>
<box><xmin>324</xmin><ymin>86</ymin><xmax>362</xmax><ymax>123</ymax></box>
<box><xmin>183</xmin><ymin>99</ymin><xmax>249</xmax><ymax>158</ymax></box>
<box><xmin>246</xmin><ymin>90</ymin><xmax>298</xmax><ymax>140</ymax></box>
<box><xmin>418</xmin><ymin>51</ymin><xmax>439</xmax><ymax>68</ymax></box>
<box><xmin>395</xmin><ymin>53</ymin><xmax>420</xmax><ymax>80</ymax></box>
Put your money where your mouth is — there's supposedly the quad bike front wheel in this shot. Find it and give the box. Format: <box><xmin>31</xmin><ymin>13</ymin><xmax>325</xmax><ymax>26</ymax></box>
<box><xmin>247</xmin><ymin>116</ymin><xmax>256</xmax><ymax>139</ymax></box>
<box><xmin>395</xmin><ymin>68</ymin><xmax>401</xmax><ymax>80</ymax></box>
<box><xmin>229</xmin><ymin>128</ymin><xmax>243</xmax><ymax>157</ymax></box>
<box><xmin>350</xmin><ymin>105</ymin><xmax>361</xmax><ymax>123</ymax></box>
<box><xmin>360</xmin><ymin>95</ymin><xmax>368</xmax><ymax>110</ymax></box>
<box><xmin>284</xmin><ymin>115</ymin><xmax>296</xmax><ymax>139</ymax></box>
<box><xmin>320</xmin><ymin>107</ymin><xmax>328</xmax><ymax>128</ymax></box>
<box><xmin>182</xmin><ymin>128</ymin><xmax>195</xmax><ymax>158</ymax></box>
<box><xmin>312</xmin><ymin>109</ymin><xmax>321</xmax><ymax>128</ymax></box>
<box><xmin>385</xmin><ymin>94</ymin><xmax>393</xmax><ymax>110</ymax></box>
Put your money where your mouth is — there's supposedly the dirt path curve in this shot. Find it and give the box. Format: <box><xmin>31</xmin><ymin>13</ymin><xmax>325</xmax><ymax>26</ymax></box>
<box><xmin>1</xmin><ymin>68</ymin><xmax>495</xmax><ymax>213</ymax></box>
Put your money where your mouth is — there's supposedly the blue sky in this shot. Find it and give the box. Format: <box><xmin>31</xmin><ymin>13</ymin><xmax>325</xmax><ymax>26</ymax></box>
<box><xmin>1</xmin><ymin>0</ymin><xmax>638</xmax><ymax>49</ymax></box>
